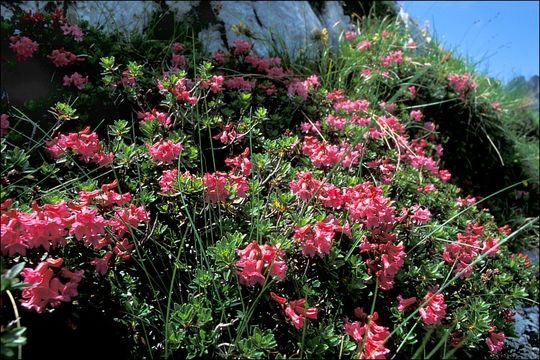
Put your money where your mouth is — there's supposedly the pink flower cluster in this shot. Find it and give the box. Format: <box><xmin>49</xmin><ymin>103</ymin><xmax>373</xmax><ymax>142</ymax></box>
<box><xmin>287</xmin><ymin>75</ymin><xmax>319</xmax><ymax>100</ymax></box>
<box><xmin>456</xmin><ymin>194</ymin><xmax>477</xmax><ymax>207</ymax></box>
<box><xmin>357</xmin><ymin>40</ymin><xmax>372</xmax><ymax>51</ymax></box>
<box><xmin>201</xmin><ymin>75</ymin><xmax>225</xmax><ymax>93</ymax></box>
<box><xmin>120</xmin><ymin>70</ymin><xmax>136</xmax><ymax>86</ymax></box>
<box><xmin>408</xmin><ymin>205</ymin><xmax>432</xmax><ymax>225</ymax></box>
<box><xmin>442</xmin><ymin>222</ymin><xmax>499</xmax><ymax>279</ymax></box>
<box><xmin>366</xmin><ymin>158</ymin><xmax>396</xmax><ymax>184</ymax></box>
<box><xmin>333</xmin><ymin>98</ymin><xmax>369</xmax><ymax>112</ymax></box>
<box><xmin>47</xmin><ymin>48</ymin><xmax>83</xmax><ymax>67</ymax></box>
<box><xmin>9</xmin><ymin>36</ymin><xmax>39</xmax><ymax>61</ymax></box>
<box><xmin>137</xmin><ymin>109</ymin><xmax>171</xmax><ymax>127</ymax></box>
<box><xmin>447</xmin><ymin>73</ymin><xmax>477</xmax><ymax>100</ymax></box>
<box><xmin>20</xmin><ymin>258</ymin><xmax>83</xmax><ymax>313</ymax></box>
<box><xmin>78</xmin><ymin>180</ymin><xmax>131</xmax><ymax>208</ymax></box>
<box><xmin>160</xmin><ymin>169</ymin><xmax>178</xmax><ymax>193</ymax></box>
<box><xmin>486</xmin><ymin>326</ymin><xmax>505</xmax><ymax>353</ymax></box>
<box><xmin>213</xmin><ymin>122</ymin><xmax>244</xmax><ymax>144</ymax></box>
<box><xmin>1</xmin><ymin>199</ymin><xmax>72</xmax><ymax>256</ymax></box>
<box><xmin>270</xmin><ymin>292</ymin><xmax>318</xmax><ymax>329</ymax></box>
<box><xmin>244</xmin><ymin>54</ymin><xmax>283</xmax><ymax>77</ymax></box>
<box><xmin>344</xmin><ymin>311</ymin><xmax>390</xmax><ymax>359</ymax></box>
<box><xmin>170</xmin><ymin>54</ymin><xmax>186</xmax><ymax>68</ymax></box>
<box><xmin>301</xmin><ymin>136</ymin><xmax>363</xmax><ymax>169</ymax></box>
<box><xmin>409</xmin><ymin>109</ymin><xmax>423</xmax><ymax>121</ymax></box>
<box><xmin>147</xmin><ymin>140</ymin><xmax>183</xmax><ymax>164</ymax></box>
<box><xmin>61</xmin><ymin>23</ymin><xmax>84</xmax><ymax>42</ymax></box>
<box><xmin>381</xmin><ymin>50</ymin><xmax>403</xmax><ymax>67</ymax></box>
<box><xmin>405</xmin><ymin>138</ymin><xmax>451</xmax><ymax>182</ymax></box>
<box><xmin>1</xmin><ymin>183</ymin><xmax>149</xmax><ymax>278</ymax></box>
<box><xmin>223</xmin><ymin>76</ymin><xmax>256</xmax><ymax>91</ymax></box>
<box><xmin>170</xmin><ymin>78</ymin><xmax>198</xmax><ymax>105</ymax></box>
<box><xmin>232</xmin><ymin>39</ymin><xmax>252</xmax><ymax>56</ymax></box>
<box><xmin>62</xmin><ymin>72</ymin><xmax>88</xmax><ymax>90</ymax></box>
<box><xmin>419</xmin><ymin>289</ymin><xmax>447</xmax><ymax>325</ymax></box>
<box><xmin>293</xmin><ymin>216</ymin><xmax>350</xmax><ymax>258</ymax></box>
<box><xmin>235</xmin><ymin>241</ymin><xmax>287</xmax><ymax>286</ymax></box>
<box><xmin>397</xmin><ymin>295</ymin><xmax>417</xmax><ymax>312</ymax></box>
<box><xmin>203</xmin><ymin>148</ymin><xmax>251</xmax><ymax>203</ymax></box>
<box><xmin>46</xmin><ymin>127</ymin><xmax>114</xmax><ymax>166</ymax></box>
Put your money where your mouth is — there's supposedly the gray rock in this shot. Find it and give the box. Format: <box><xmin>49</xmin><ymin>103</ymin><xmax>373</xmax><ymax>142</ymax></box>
<box><xmin>321</xmin><ymin>1</ymin><xmax>352</xmax><ymax>48</ymax></box>
<box><xmin>166</xmin><ymin>0</ymin><xmax>198</xmax><ymax>18</ymax></box>
<box><xmin>198</xmin><ymin>24</ymin><xmax>226</xmax><ymax>54</ymax></box>
<box><xmin>68</xmin><ymin>1</ymin><xmax>160</xmax><ymax>34</ymax></box>
<box><xmin>252</xmin><ymin>1</ymin><xmax>322</xmax><ymax>59</ymax></box>
<box><xmin>211</xmin><ymin>1</ymin><xmax>268</xmax><ymax>57</ymax></box>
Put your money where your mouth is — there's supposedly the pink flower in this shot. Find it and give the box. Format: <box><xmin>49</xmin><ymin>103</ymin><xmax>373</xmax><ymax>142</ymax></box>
<box><xmin>357</xmin><ymin>40</ymin><xmax>372</xmax><ymax>50</ymax></box>
<box><xmin>170</xmin><ymin>78</ymin><xmax>198</xmax><ymax>104</ymax></box>
<box><xmin>448</xmin><ymin>73</ymin><xmax>477</xmax><ymax>100</ymax></box>
<box><xmin>443</xmin><ymin>232</ymin><xmax>480</xmax><ymax>279</ymax></box>
<box><xmin>171</xmin><ymin>42</ymin><xmax>184</xmax><ymax>54</ymax></box>
<box><xmin>171</xmin><ymin>54</ymin><xmax>186</xmax><ymax>68</ymax></box>
<box><xmin>289</xmin><ymin>171</ymin><xmax>321</xmax><ymax>201</ymax></box>
<box><xmin>236</xmin><ymin>241</ymin><xmax>287</xmax><ymax>286</ymax></box>
<box><xmin>91</xmin><ymin>252</ymin><xmax>113</xmax><ymax>275</ymax></box>
<box><xmin>46</xmin><ymin>127</ymin><xmax>113</xmax><ymax>166</ymax></box>
<box><xmin>9</xmin><ymin>36</ymin><xmax>39</xmax><ymax>61</ymax></box>
<box><xmin>410</xmin><ymin>205</ymin><xmax>432</xmax><ymax>225</ymax></box>
<box><xmin>61</xmin><ymin>23</ymin><xmax>84</xmax><ymax>42</ymax></box>
<box><xmin>225</xmin><ymin>148</ymin><xmax>251</xmax><ymax>176</ymax></box>
<box><xmin>147</xmin><ymin>140</ymin><xmax>183</xmax><ymax>164</ymax></box>
<box><xmin>213</xmin><ymin>122</ymin><xmax>244</xmax><ymax>144</ymax></box>
<box><xmin>120</xmin><ymin>70</ymin><xmax>136</xmax><ymax>86</ymax></box>
<box><xmin>137</xmin><ymin>109</ymin><xmax>171</xmax><ymax>127</ymax></box>
<box><xmin>212</xmin><ymin>50</ymin><xmax>226</xmax><ymax>64</ymax></box>
<box><xmin>232</xmin><ymin>39</ymin><xmax>252</xmax><ymax>56</ymax></box>
<box><xmin>360</xmin><ymin>68</ymin><xmax>372</xmax><ymax>78</ymax></box>
<box><xmin>486</xmin><ymin>327</ymin><xmax>505</xmax><ymax>353</ymax></box>
<box><xmin>223</xmin><ymin>76</ymin><xmax>255</xmax><ymax>91</ymax></box>
<box><xmin>0</xmin><ymin>114</ymin><xmax>9</xmax><ymax>136</ymax></box>
<box><xmin>69</xmin><ymin>207</ymin><xmax>107</xmax><ymax>247</ymax></box>
<box><xmin>47</xmin><ymin>48</ymin><xmax>83</xmax><ymax>67</ymax></box>
<box><xmin>293</xmin><ymin>216</ymin><xmax>349</xmax><ymax>258</ymax></box>
<box><xmin>409</xmin><ymin>109</ymin><xmax>423</xmax><ymax>121</ymax></box>
<box><xmin>344</xmin><ymin>312</ymin><xmax>390</xmax><ymax>359</ymax></box>
<box><xmin>113</xmin><ymin>238</ymin><xmax>135</xmax><ymax>260</ymax></box>
<box><xmin>287</xmin><ymin>75</ymin><xmax>319</xmax><ymax>100</ymax></box>
<box><xmin>397</xmin><ymin>295</ymin><xmax>417</xmax><ymax>312</ymax></box>
<box><xmin>160</xmin><ymin>169</ymin><xmax>178</xmax><ymax>193</ymax></box>
<box><xmin>345</xmin><ymin>31</ymin><xmax>356</xmax><ymax>42</ymax></box>
<box><xmin>271</xmin><ymin>292</ymin><xmax>318</xmax><ymax>329</ymax></box>
<box><xmin>201</xmin><ymin>75</ymin><xmax>224</xmax><ymax>93</ymax></box>
<box><xmin>481</xmin><ymin>236</ymin><xmax>499</xmax><ymax>257</ymax></box>
<box><xmin>202</xmin><ymin>172</ymin><xmax>229</xmax><ymax>204</ymax></box>
<box><xmin>62</xmin><ymin>72</ymin><xmax>88</xmax><ymax>90</ymax></box>
<box><xmin>419</xmin><ymin>290</ymin><xmax>447</xmax><ymax>325</ymax></box>
<box><xmin>20</xmin><ymin>260</ymin><xmax>83</xmax><ymax>313</ymax></box>
<box><xmin>408</xmin><ymin>85</ymin><xmax>416</xmax><ymax>99</ymax></box>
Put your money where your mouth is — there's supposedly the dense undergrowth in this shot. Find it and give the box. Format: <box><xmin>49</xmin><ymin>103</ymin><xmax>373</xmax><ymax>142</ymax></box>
<box><xmin>1</xmin><ymin>5</ymin><xmax>538</xmax><ymax>360</ymax></box>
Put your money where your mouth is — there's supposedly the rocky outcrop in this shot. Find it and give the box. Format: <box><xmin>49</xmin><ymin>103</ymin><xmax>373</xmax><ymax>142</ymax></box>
<box><xmin>1</xmin><ymin>1</ymin><xmax>356</xmax><ymax>59</ymax></box>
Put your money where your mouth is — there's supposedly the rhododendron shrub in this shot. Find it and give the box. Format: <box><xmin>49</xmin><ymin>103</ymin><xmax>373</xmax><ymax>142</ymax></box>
<box><xmin>1</xmin><ymin>9</ymin><xmax>537</xmax><ymax>360</ymax></box>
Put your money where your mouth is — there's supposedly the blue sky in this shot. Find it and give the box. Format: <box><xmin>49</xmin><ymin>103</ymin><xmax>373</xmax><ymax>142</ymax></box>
<box><xmin>399</xmin><ymin>1</ymin><xmax>539</xmax><ymax>83</ymax></box>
